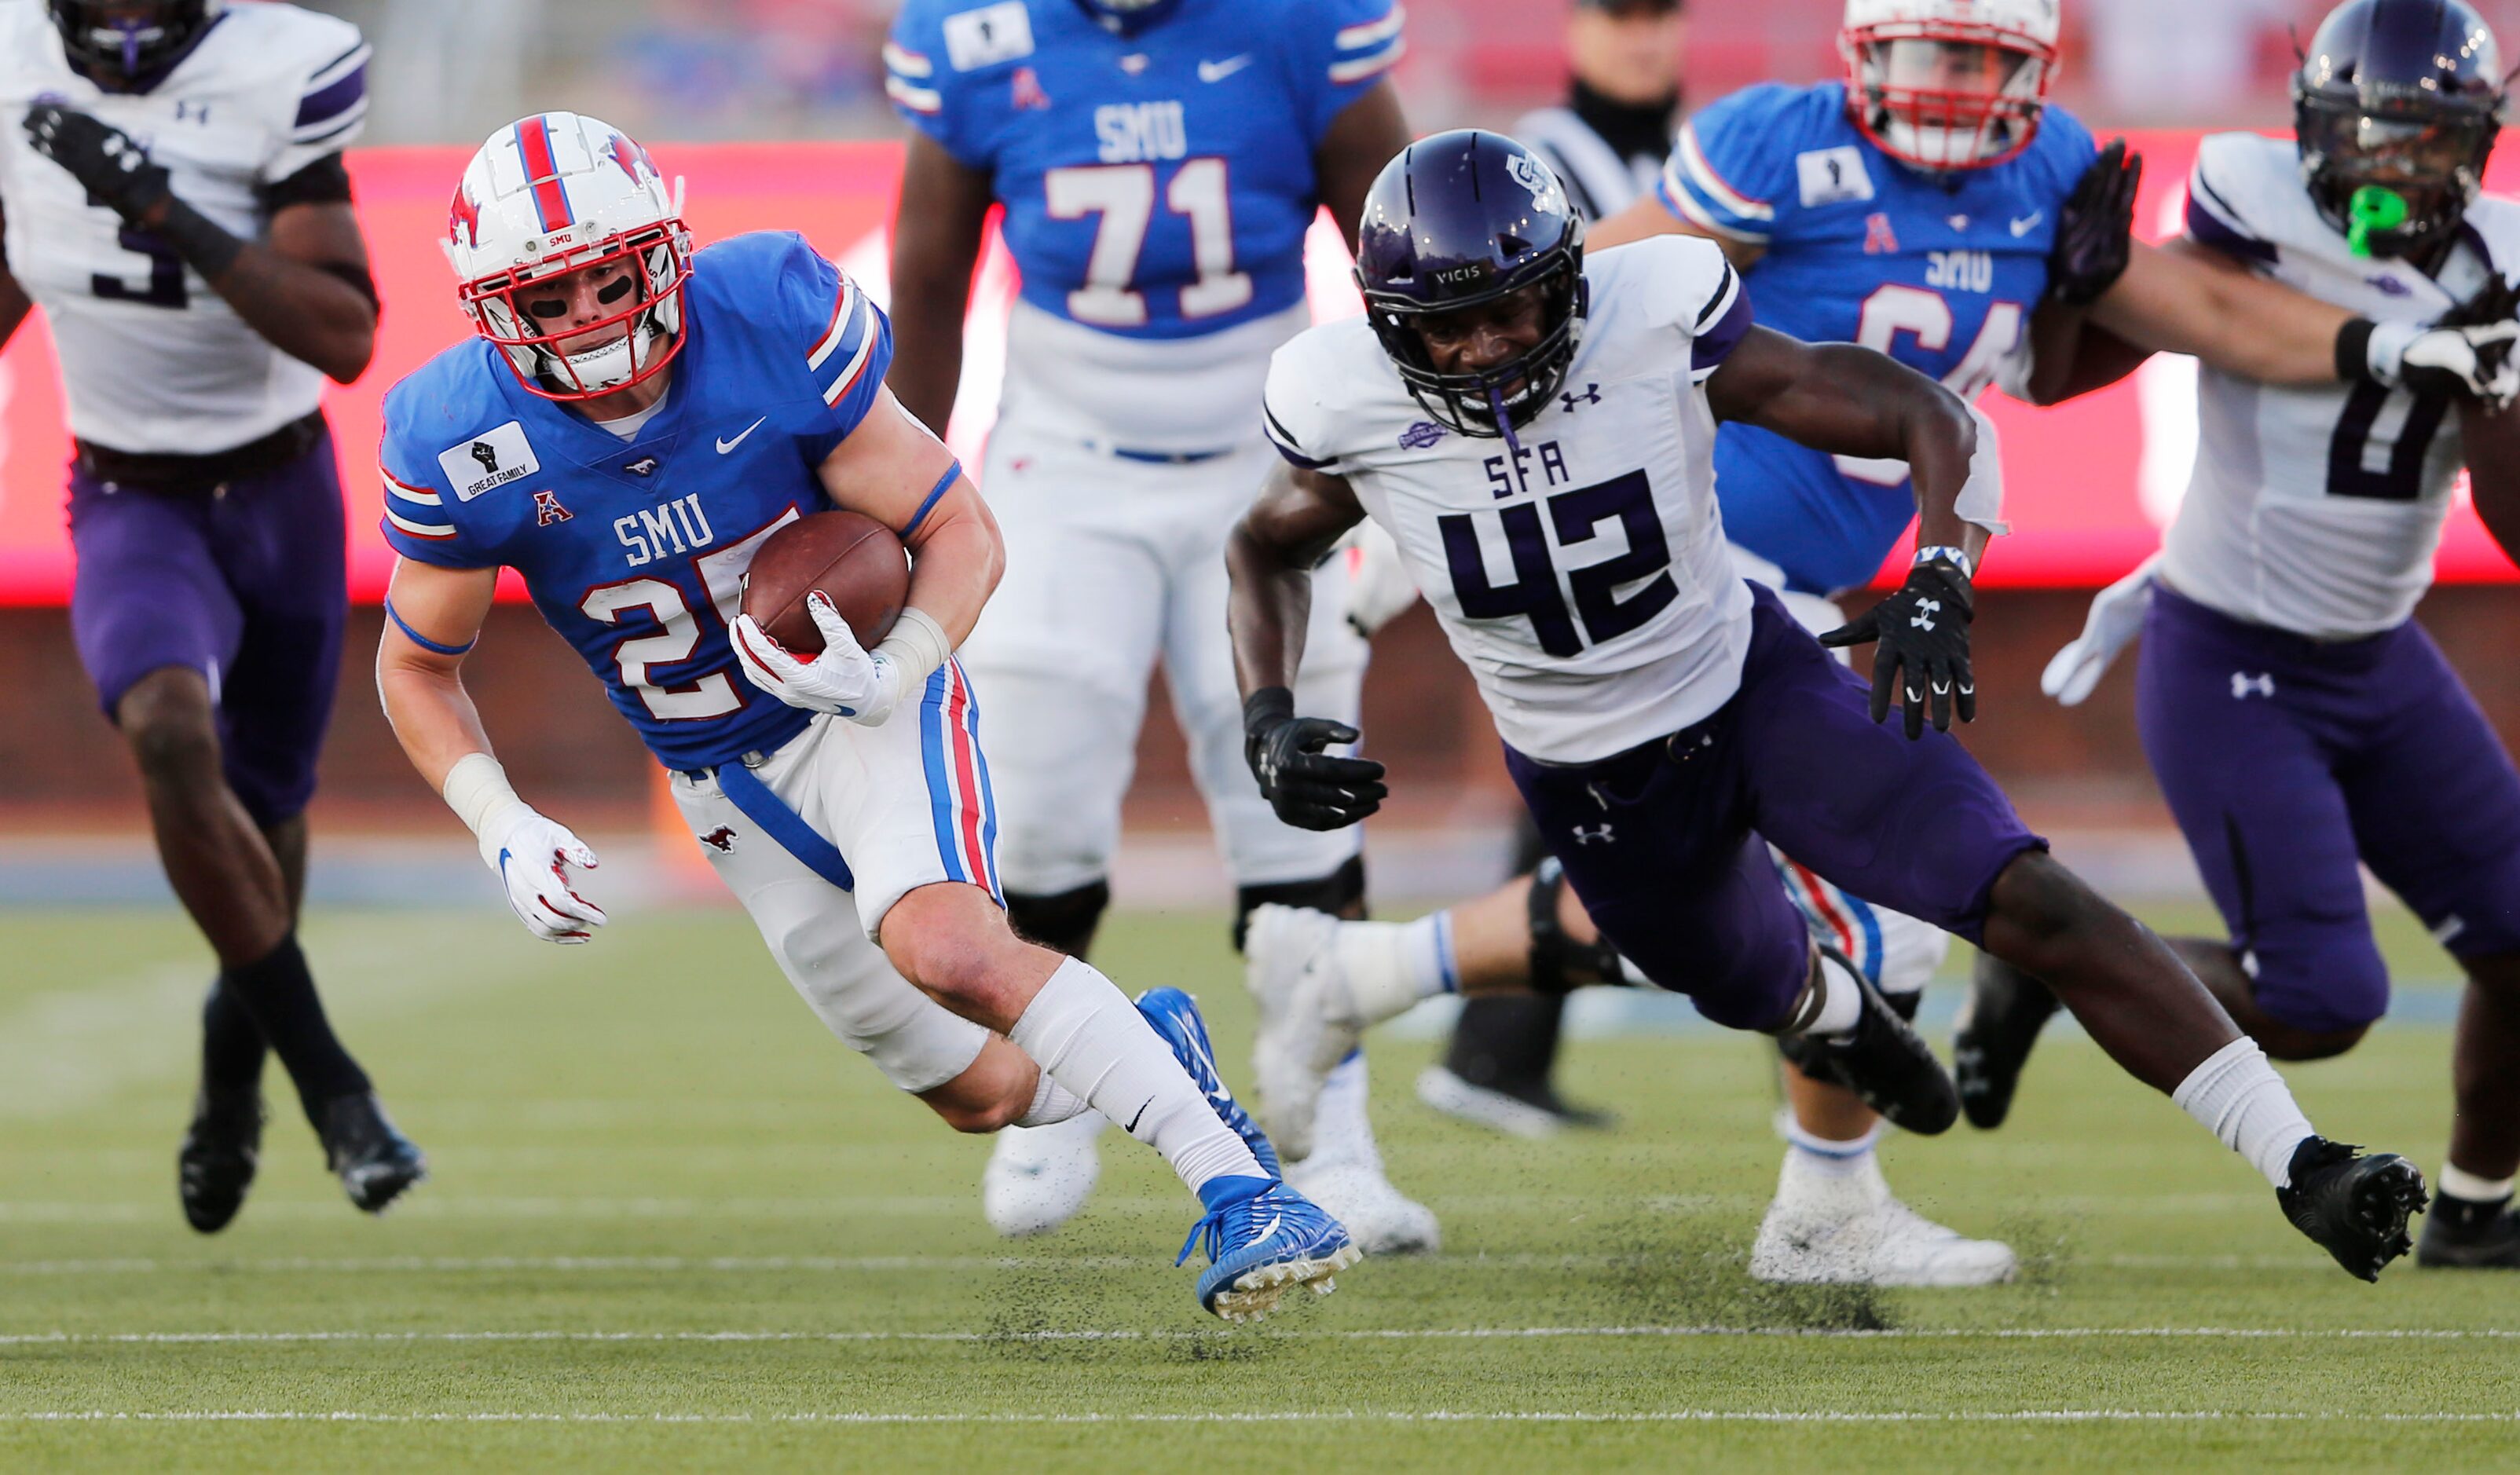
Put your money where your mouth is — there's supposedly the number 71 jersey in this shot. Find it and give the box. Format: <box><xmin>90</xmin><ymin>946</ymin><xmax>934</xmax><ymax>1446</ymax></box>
<box><xmin>1263</xmin><ymin>236</ymin><xmax>1756</xmax><ymax>767</ymax></box>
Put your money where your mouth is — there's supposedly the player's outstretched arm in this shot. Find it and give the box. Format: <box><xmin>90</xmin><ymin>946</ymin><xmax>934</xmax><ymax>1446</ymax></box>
<box><xmin>1316</xmin><ymin>82</ymin><xmax>1412</xmax><ymax>250</ymax></box>
<box><xmin>1709</xmin><ymin>326</ymin><xmax>1991</xmax><ymax>737</ymax></box>
<box><xmin>376</xmin><ymin>558</ymin><xmax>606</xmax><ymax>945</ymax></box>
<box><xmin>2092</xmin><ymin>236</ymin><xmax>2518</xmax><ymax>404</ymax></box>
<box><xmin>884</xmin><ymin>136</ymin><xmax>995</xmax><ymax>437</ymax></box>
<box><xmin>1226</xmin><ymin>461</ymin><xmax>1386</xmax><ymax>830</ymax></box>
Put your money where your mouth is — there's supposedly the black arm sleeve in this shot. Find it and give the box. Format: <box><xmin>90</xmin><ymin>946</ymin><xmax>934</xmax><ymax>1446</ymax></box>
<box><xmin>257</xmin><ymin>152</ymin><xmax>354</xmax><ymax>211</ymax></box>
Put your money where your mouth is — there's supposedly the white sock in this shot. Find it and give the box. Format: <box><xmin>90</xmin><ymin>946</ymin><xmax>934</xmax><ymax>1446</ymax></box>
<box><xmin>1014</xmin><ymin>1070</ymin><xmax>1092</xmax><ymax>1129</ymax></box>
<box><xmin>1808</xmin><ymin>950</ymin><xmax>1864</xmax><ymax>1040</ymax></box>
<box><xmin>2171</xmin><ymin>1037</ymin><xmax>2316</xmax><ymax>1189</ymax></box>
<box><xmin>1005</xmin><ymin>957</ymin><xmax>1263</xmax><ymax>1194</ymax></box>
<box><xmin>1303</xmin><ymin>1049</ymin><xmax>1383</xmax><ymax>1170</ymax></box>
<box><xmin>2439</xmin><ymin>1163</ymin><xmax>2516</xmax><ymax>1203</ymax></box>
<box><xmin>1335</xmin><ymin>913</ymin><xmax>1457</xmax><ymax>1026</ymax></box>
<box><xmin>1782</xmin><ymin>1116</ymin><xmax>1884</xmax><ymax>1182</ymax></box>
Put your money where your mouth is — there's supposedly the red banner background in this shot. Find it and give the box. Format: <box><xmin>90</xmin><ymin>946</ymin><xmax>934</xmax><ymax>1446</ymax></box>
<box><xmin>0</xmin><ymin>130</ymin><xmax>2511</xmax><ymax>604</ymax></box>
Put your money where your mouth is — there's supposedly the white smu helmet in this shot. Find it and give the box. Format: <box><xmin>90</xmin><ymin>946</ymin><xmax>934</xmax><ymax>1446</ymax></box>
<box><xmin>1840</xmin><ymin>0</ymin><xmax>2062</xmax><ymax>171</ymax></box>
<box><xmin>445</xmin><ymin>112</ymin><xmax>693</xmax><ymax>400</ymax></box>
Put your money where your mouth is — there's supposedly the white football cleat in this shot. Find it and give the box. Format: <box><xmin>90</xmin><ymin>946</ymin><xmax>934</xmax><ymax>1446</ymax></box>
<box><xmin>1242</xmin><ymin>904</ymin><xmax>1359</xmax><ymax>1162</ymax></box>
<box><xmin>1748</xmin><ymin>1147</ymin><xmax>2015</xmax><ymax>1287</ymax></box>
<box><xmin>981</xmin><ymin>1113</ymin><xmax>1104</xmax><ymax>1239</ymax></box>
<box><xmin>1288</xmin><ymin>1050</ymin><xmax>1440</xmax><ymax>1254</ymax></box>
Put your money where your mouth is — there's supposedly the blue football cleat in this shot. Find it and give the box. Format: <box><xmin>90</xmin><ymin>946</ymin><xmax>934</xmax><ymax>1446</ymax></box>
<box><xmin>1178</xmin><ymin>1175</ymin><xmax>1361</xmax><ymax>1321</ymax></box>
<box><xmin>1136</xmin><ymin>987</ymin><xmax>1281</xmax><ymax>1177</ymax></box>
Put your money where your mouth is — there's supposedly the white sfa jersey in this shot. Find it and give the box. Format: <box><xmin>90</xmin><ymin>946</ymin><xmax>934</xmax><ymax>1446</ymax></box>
<box><xmin>2167</xmin><ymin>131</ymin><xmax>2520</xmax><ymax>639</ymax></box>
<box><xmin>1264</xmin><ymin>235</ymin><xmax>1755</xmax><ymax>764</ymax></box>
<box><xmin>0</xmin><ymin>1</ymin><xmax>368</xmax><ymax>455</ymax></box>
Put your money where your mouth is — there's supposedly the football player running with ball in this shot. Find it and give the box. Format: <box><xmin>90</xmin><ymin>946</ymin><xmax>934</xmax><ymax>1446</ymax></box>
<box><xmin>1247</xmin><ymin>0</ymin><xmax>2520</xmax><ymax>1287</ymax></box>
<box><xmin>883</xmin><ymin>0</ymin><xmax>1434</xmax><ymax>1250</ymax></box>
<box><xmin>1231</xmin><ymin>129</ymin><xmax>2436</xmax><ymax>1287</ymax></box>
<box><xmin>374</xmin><ymin>114</ymin><xmax>1350</xmax><ymax>1321</ymax></box>
<box><xmin>1980</xmin><ymin>0</ymin><xmax>2520</xmax><ymax>1272</ymax></box>
<box><xmin>0</xmin><ymin>0</ymin><xmax>420</xmax><ymax>1230</ymax></box>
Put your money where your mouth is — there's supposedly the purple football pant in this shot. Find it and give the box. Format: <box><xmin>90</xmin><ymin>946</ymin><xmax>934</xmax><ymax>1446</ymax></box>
<box><xmin>67</xmin><ymin>433</ymin><xmax>348</xmax><ymax>827</ymax></box>
<box><xmin>2137</xmin><ymin>585</ymin><xmax>2520</xmax><ymax>1034</ymax></box>
<box><xmin>1505</xmin><ymin>584</ymin><xmax>2046</xmax><ymax>1031</ymax></box>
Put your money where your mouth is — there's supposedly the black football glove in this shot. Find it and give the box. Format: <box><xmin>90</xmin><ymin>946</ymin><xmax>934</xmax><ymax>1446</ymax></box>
<box><xmin>1244</xmin><ymin>686</ymin><xmax>1387</xmax><ymax>831</ymax></box>
<box><xmin>24</xmin><ymin>104</ymin><xmax>171</xmax><ymax>224</ymax></box>
<box><xmin>1819</xmin><ymin>554</ymin><xmax>1976</xmax><ymax>740</ymax></box>
<box><xmin>2047</xmin><ymin>139</ymin><xmax>2141</xmax><ymax>307</ymax></box>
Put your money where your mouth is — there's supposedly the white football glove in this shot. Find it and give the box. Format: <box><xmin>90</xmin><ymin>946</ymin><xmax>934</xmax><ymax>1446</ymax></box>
<box><xmin>731</xmin><ymin>594</ymin><xmax>904</xmax><ymax>727</ymax></box>
<box><xmin>478</xmin><ymin>805</ymin><xmax>606</xmax><ymax>944</ymax></box>
<box><xmin>2368</xmin><ymin>319</ymin><xmax>2520</xmax><ymax>410</ymax></box>
<box><xmin>2040</xmin><ymin>552</ymin><xmax>2160</xmax><ymax>708</ymax></box>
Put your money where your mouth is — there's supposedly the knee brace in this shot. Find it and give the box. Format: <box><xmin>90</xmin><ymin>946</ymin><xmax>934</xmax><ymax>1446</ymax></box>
<box><xmin>1004</xmin><ymin>880</ymin><xmax>1112</xmax><ymax>958</ymax></box>
<box><xmin>1527</xmin><ymin>857</ymin><xmax>1630</xmax><ymax>996</ymax></box>
<box><xmin>1232</xmin><ymin>855</ymin><xmax>1367</xmax><ymax>953</ymax></box>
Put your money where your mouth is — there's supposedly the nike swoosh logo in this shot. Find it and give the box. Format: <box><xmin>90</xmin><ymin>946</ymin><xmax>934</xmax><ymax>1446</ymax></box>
<box><xmin>716</xmin><ymin>417</ymin><xmax>767</xmax><ymax>454</ymax></box>
<box><xmin>2009</xmin><ymin>212</ymin><xmax>2043</xmax><ymax>237</ymax></box>
<box><xmin>1125</xmin><ymin>1098</ymin><xmax>1154</xmax><ymax>1134</ymax></box>
<box><xmin>1248</xmin><ymin>1212</ymin><xmax>1284</xmax><ymax>1246</ymax></box>
<box><xmin>1198</xmin><ymin>55</ymin><xmax>1252</xmax><ymax>82</ymax></box>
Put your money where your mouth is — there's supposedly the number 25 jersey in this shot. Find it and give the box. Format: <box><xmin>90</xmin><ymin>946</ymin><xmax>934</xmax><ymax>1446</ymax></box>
<box><xmin>1263</xmin><ymin>236</ymin><xmax>1755</xmax><ymax>765</ymax></box>
<box><xmin>0</xmin><ymin>1</ymin><xmax>367</xmax><ymax>455</ymax></box>
<box><xmin>2167</xmin><ymin>131</ymin><xmax>2520</xmax><ymax>640</ymax></box>
<box><xmin>885</xmin><ymin>0</ymin><xmax>1401</xmax><ymax>452</ymax></box>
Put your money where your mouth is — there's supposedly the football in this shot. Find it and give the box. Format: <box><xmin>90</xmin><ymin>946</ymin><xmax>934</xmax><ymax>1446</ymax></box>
<box><xmin>739</xmin><ymin>510</ymin><xmax>908</xmax><ymax>656</ymax></box>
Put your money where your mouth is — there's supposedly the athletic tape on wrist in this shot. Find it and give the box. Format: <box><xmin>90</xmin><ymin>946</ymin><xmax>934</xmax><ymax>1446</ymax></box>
<box><xmin>872</xmin><ymin>607</ymin><xmax>952</xmax><ymax>688</ymax></box>
<box><xmin>441</xmin><ymin>752</ymin><xmax>524</xmax><ymax>841</ymax></box>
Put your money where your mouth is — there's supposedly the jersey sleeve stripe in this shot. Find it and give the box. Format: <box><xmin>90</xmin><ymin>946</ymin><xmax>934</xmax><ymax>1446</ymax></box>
<box><xmin>819</xmin><ymin>300</ymin><xmax>882</xmax><ymax>408</ymax></box>
<box><xmin>1690</xmin><ymin>284</ymin><xmax>1755</xmax><ymax>381</ymax></box>
<box><xmin>1328</xmin><ymin>38</ymin><xmax>1405</xmax><ymax>85</ymax></box>
<box><xmin>1694</xmin><ymin>261</ymin><xmax>1742</xmax><ymax>332</ymax></box>
<box><xmin>1655</xmin><ymin>167</ymin><xmax>1770</xmax><ymax>245</ymax></box>
<box><xmin>1263</xmin><ymin>408</ymin><xmax>1337</xmax><ymax>470</ymax></box>
<box><xmin>1672</xmin><ymin>123</ymin><xmax>1774</xmax><ymax>222</ymax></box>
<box><xmin>885</xmin><ymin>75</ymin><xmax>944</xmax><ymax>115</ymax></box>
<box><xmin>306</xmin><ymin>38</ymin><xmax>369</xmax><ymax>86</ymax></box>
<box><xmin>2185</xmin><ymin>169</ymin><xmax>2276</xmax><ymax>266</ymax></box>
<box><xmin>808</xmin><ymin>278</ymin><xmax>862</xmax><ymax>371</ymax></box>
<box><xmin>294</xmin><ymin>56</ymin><xmax>368</xmax><ymax>128</ymax></box>
<box><xmin>1335</xmin><ymin>5</ymin><xmax>1406</xmax><ymax>49</ymax></box>
<box><xmin>382</xmin><ymin>469</ymin><xmax>443</xmax><ymax>507</ymax></box>
<box><xmin>881</xmin><ymin>41</ymin><xmax>933</xmax><ymax>78</ymax></box>
<box><xmin>383</xmin><ymin>507</ymin><xmax>457</xmax><ymax>540</ymax></box>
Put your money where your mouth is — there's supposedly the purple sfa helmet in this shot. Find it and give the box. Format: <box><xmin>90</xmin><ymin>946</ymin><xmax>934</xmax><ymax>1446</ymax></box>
<box><xmin>47</xmin><ymin>1</ymin><xmax>225</xmax><ymax>82</ymax></box>
<box><xmin>2294</xmin><ymin>0</ymin><xmax>2510</xmax><ymax>259</ymax></box>
<box><xmin>1353</xmin><ymin>129</ymin><xmax>1588</xmax><ymax>437</ymax></box>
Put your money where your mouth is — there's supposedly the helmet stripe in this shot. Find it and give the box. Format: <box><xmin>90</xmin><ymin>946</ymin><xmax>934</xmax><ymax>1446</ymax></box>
<box><xmin>513</xmin><ymin>114</ymin><xmax>575</xmax><ymax>233</ymax></box>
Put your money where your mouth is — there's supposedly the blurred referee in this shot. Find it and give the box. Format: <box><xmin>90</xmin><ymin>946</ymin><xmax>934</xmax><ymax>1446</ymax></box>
<box><xmin>1418</xmin><ymin>0</ymin><xmax>1685</xmax><ymax>1137</ymax></box>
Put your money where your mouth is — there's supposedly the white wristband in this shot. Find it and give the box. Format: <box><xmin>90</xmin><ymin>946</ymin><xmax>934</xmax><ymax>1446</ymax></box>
<box><xmin>872</xmin><ymin>607</ymin><xmax>954</xmax><ymax>688</ymax></box>
<box><xmin>441</xmin><ymin>751</ymin><xmax>526</xmax><ymax>843</ymax></box>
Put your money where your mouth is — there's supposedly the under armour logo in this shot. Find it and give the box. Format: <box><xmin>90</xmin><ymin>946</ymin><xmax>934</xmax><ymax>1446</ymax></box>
<box><xmin>698</xmin><ymin>825</ymin><xmax>737</xmax><ymax>853</ymax></box>
<box><xmin>533</xmin><ymin>489</ymin><xmax>572</xmax><ymax>526</ymax></box>
<box><xmin>1561</xmin><ymin>383</ymin><xmax>1601</xmax><ymax>412</ymax></box>
<box><xmin>1573</xmin><ymin>824</ymin><xmax>1614</xmax><ymax>846</ymax></box>
<box><xmin>1910</xmin><ymin>598</ymin><xmax>1941</xmax><ymax>631</ymax></box>
<box><xmin>2232</xmin><ymin>672</ymin><xmax>2276</xmax><ymax>700</ymax></box>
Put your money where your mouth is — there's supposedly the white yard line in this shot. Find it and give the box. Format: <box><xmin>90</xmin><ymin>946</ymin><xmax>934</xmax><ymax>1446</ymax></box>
<box><xmin>7</xmin><ymin>1410</ymin><xmax>2518</xmax><ymax>1426</ymax></box>
<box><xmin>5</xmin><ymin>1326</ymin><xmax>2515</xmax><ymax>1346</ymax></box>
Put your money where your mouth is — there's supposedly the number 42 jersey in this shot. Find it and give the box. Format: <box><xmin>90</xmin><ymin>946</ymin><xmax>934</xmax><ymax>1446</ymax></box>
<box><xmin>1263</xmin><ymin>236</ymin><xmax>1756</xmax><ymax>765</ymax></box>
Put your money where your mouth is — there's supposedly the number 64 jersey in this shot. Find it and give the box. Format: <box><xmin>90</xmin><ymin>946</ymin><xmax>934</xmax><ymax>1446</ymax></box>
<box><xmin>2167</xmin><ymin>131</ymin><xmax>2520</xmax><ymax>640</ymax></box>
<box><xmin>0</xmin><ymin>1</ymin><xmax>367</xmax><ymax>455</ymax></box>
<box><xmin>1263</xmin><ymin>236</ymin><xmax>1756</xmax><ymax>765</ymax></box>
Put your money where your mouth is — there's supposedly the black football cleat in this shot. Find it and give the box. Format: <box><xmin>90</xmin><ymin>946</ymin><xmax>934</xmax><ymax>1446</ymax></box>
<box><xmin>1952</xmin><ymin>950</ymin><xmax>2060</xmax><ymax>1130</ymax></box>
<box><xmin>1778</xmin><ymin>967</ymin><xmax>1959</xmax><ymax>1136</ymax></box>
<box><xmin>2416</xmin><ymin>1194</ymin><xmax>2520</xmax><ymax>1268</ymax></box>
<box><xmin>2279</xmin><ymin>1136</ymin><xmax>2427</xmax><ymax>1282</ymax></box>
<box><xmin>178</xmin><ymin>1087</ymin><xmax>264</xmax><ymax>1235</ymax></box>
<box><xmin>316</xmin><ymin>1093</ymin><xmax>427</xmax><ymax>1213</ymax></box>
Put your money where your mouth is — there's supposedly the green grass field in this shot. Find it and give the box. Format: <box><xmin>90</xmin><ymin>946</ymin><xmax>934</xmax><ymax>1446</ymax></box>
<box><xmin>2</xmin><ymin>902</ymin><xmax>2513</xmax><ymax>1473</ymax></box>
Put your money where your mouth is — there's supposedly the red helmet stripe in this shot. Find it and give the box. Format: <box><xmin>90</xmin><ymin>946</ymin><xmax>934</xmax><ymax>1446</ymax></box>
<box><xmin>513</xmin><ymin>114</ymin><xmax>575</xmax><ymax>232</ymax></box>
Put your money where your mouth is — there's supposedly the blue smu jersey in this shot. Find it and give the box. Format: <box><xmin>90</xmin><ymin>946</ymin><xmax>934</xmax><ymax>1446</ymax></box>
<box><xmin>379</xmin><ymin>231</ymin><xmax>892</xmax><ymax>771</ymax></box>
<box><xmin>1657</xmin><ymin>82</ymin><xmax>2096</xmax><ymax>594</ymax></box>
<box><xmin>885</xmin><ymin>0</ymin><xmax>1401</xmax><ymax>339</ymax></box>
